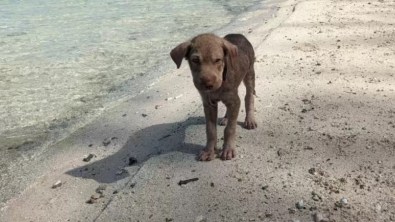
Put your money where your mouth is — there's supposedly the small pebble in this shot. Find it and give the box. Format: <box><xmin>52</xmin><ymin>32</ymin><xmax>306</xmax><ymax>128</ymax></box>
<box><xmin>52</xmin><ymin>180</ymin><xmax>62</xmax><ymax>189</ymax></box>
<box><xmin>116</xmin><ymin>169</ymin><xmax>125</xmax><ymax>175</ymax></box>
<box><xmin>128</xmin><ymin>157</ymin><xmax>137</xmax><ymax>166</ymax></box>
<box><xmin>103</xmin><ymin>137</ymin><xmax>118</xmax><ymax>146</ymax></box>
<box><xmin>87</xmin><ymin>194</ymin><xmax>100</xmax><ymax>204</ymax></box>
<box><xmin>277</xmin><ymin>148</ymin><xmax>285</xmax><ymax>156</ymax></box>
<box><xmin>103</xmin><ymin>138</ymin><xmax>111</xmax><ymax>146</ymax></box>
<box><xmin>296</xmin><ymin>200</ymin><xmax>304</xmax><ymax>209</ymax></box>
<box><xmin>313</xmin><ymin>213</ymin><xmax>324</xmax><ymax>222</ymax></box>
<box><xmin>341</xmin><ymin>198</ymin><xmax>348</xmax><ymax>205</ymax></box>
<box><xmin>312</xmin><ymin>195</ymin><xmax>319</xmax><ymax>201</ymax></box>
<box><xmin>195</xmin><ymin>215</ymin><xmax>205</xmax><ymax>222</ymax></box>
<box><xmin>375</xmin><ymin>203</ymin><xmax>381</xmax><ymax>212</ymax></box>
<box><xmin>96</xmin><ymin>185</ymin><xmax>107</xmax><ymax>194</ymax></box>
<box><xmin>308</xmin><ymin>168</ymin><xmax>317</xmax><ymax>175</ymax></box>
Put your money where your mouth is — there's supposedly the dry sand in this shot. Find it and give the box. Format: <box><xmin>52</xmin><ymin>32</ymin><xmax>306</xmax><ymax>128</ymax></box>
<box><xmin>1</xmin><ymin>0</ymin><xmax>395</xmax><ymax>221</ymax></box>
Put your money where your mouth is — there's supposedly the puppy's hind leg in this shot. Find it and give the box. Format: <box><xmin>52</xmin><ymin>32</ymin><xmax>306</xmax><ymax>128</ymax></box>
<box><xmin>243</xmin><ymin>69</ymin><xmax>258</xmax><ymax>129</ymax></box>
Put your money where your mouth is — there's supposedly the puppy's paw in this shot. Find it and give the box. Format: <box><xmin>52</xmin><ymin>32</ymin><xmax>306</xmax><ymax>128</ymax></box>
<box><xmin>219</xmin><ymin>118</ymin><xmax>228</xmax><ymax>126</ymax></box>
<box><xmin>199</xmin><ymin>149</ymin><xmax>215</xmax><ymax>161</ymax></box>
<box><xmin>244</xmin><ymin>117</ymin><xmax>257</xmax><ymax>130</ymax></box>
<box><xmin>220</xmin><ymin>148</ymin><xmax>236</xmax><ymax>160</ymax></box>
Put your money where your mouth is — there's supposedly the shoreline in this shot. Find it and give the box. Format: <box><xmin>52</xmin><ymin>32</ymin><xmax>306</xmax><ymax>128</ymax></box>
<box><xmin>2</xmin><ymin>0</ymin><xmax>395</xmax><ymax>221</ymax></box>
<box><xmin>0</xmin><ymin>0</ymin><xmax>270</xmax><ymax>172</ymax></box>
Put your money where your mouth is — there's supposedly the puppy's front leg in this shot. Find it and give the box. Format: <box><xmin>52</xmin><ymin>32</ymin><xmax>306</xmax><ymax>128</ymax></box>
<box><xmin>222</xmin><ymin>94</ymin><xmax>240</xmax><ymax>160</ymax></box>
<box><xmin>199</xmin><ymin>100</ymin><xmax>218</xmax><ymax>161</ymax></box>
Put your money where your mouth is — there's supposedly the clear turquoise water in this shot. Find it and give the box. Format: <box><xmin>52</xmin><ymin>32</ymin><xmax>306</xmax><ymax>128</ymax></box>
<box><xmin>0</xmin><ymin>0</ymin><xmax>262</xmax><ymax>153</ymax></box>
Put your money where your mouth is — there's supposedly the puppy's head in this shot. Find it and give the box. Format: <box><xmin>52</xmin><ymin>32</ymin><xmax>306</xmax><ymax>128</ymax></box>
<box><xmin>170</xmin><ymin>34</ymin><xmax>237</xmax><ymax>92</ymax></box>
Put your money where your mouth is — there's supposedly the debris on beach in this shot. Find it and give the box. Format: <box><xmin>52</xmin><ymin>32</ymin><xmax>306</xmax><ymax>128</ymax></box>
<box><xmin>103</xmin><ymin>137</ymin><xmax>118</xmax><ymax>146</ymax></box>
<box><xmin>308</xmin><ymin>168</ymin><xmax>317</xmax><ymax>175</ymax></box>
<box><xmin>128</xmin><ymin>157</ymin><xmax>138</xmax><ymax>166</ymax></box>
<box><xmin>83</xmin><ymin>154</ymin><xmax>95</xmax><ymax>162</ymax></box>
<box><xmin>86</xmin><ymin>194</ymin><xmax>100</xmax><ymax>204</ymax></box>
<box><xmin>195</xmin><ymin>215</ymin><xmax>205</xmax><ymax>222</ymax></box>
<box><xmin>116</xmin><ymin>169</ymin><xmax>126</xmax><ymax>175</ymax></box>
<box><xmin>52</xmin><ymin>180</ymin><xmax>62</xmax><ymax>189</ymax></box>
<box><xmin>178</xmin><ymin>178</ymin><xmax>199</xmax><ymax>186</ymax></box>
<box><xmin>166</xmin><ymin>94</ymin><xmax>183</xmax><ymax>101</ymax></box>
<box><xmin>95</xmin><ymin>185</ymin><xmax>107</xmax><ymax>196</ymax></box>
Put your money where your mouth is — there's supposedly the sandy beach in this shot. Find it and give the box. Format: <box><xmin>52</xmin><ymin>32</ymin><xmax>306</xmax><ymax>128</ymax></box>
<box><xmin>1</xmin><ymin>0</ymin><xmax>395</xmax><ymax>221</ymax></box>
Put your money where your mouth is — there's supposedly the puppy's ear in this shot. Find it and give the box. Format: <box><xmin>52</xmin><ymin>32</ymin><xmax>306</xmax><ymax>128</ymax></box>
<box><xmin>222</xmin><ymin>40</ymin><xmax>238</xmax><ymax>69</ymax></box>
<box><xmin>170</xmin><ymin>42</ymin><xmax>191</xmax><ymax>69</ymax></box>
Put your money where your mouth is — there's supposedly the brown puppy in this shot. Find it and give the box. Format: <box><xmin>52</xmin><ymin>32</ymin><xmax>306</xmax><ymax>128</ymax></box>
<box><xmin>170</xmin><ymin>33</ymin><xmax>257</xmax><ymax>161</ymax></box>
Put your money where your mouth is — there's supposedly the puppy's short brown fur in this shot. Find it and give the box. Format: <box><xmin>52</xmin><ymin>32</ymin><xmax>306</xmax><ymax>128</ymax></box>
<box><xmin>170</xmin><ymin>33</ymin><xmax>257</xmax><ymax>161</ymax></box>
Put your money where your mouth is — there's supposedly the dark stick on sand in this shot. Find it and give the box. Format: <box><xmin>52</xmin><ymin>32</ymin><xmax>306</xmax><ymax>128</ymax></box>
<box><xmin>178</xmin><ymin>178</ymin><xmax>199</xmax><ymax>186</ymax></box>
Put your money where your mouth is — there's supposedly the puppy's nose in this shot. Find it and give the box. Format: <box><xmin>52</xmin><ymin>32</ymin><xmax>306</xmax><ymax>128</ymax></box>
<box><xmin>200</xmin><ymin>76</ymin><xmax>215</xmax><ymax>90</ymax></box>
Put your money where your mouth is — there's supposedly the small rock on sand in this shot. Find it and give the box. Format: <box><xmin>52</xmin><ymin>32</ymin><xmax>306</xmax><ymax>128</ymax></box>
<box><xmin>96</xmin><ymin>185</ymin><xmax>107</xmax><ymax>194</ymax></box>
<box><xmin>86</xmin><ymin>194</ymin><xmax>100</xmax><ymax>204</ymax></box>
<box><xmin>375</xmin><ymin>203</ymin><xmax>382</xmax><ymax>212</ymax></box>
<box><xmin>128</xmin><ymin>157</ymin><xmax>137</xmax><ymax>166</ymax></box>
<box><xmin>313</xmin><ymin>213</ymin><xmax>324</xmax><ymax>222</ymax></box>
<box><xmin>296</xmin><ymin>200</ymin><xmax>304</xmax><ymax>209</ymax></box>
<box><xmin>277</xmin><ymin>148</ymin><xmax>285</xmax><ymax>156</ymax></box>
<box><xmin>195</xmin><ymin>215</ymin><xmax>205</xmax><ymax>222</ymax></box>
<box><xmin>341</xmin><ymin>198</ymin><xmax>348</xmax><ymax>205</ymax></box>
<box><xmin>103</xmin><ymin>137</ymin><xmax>118</xmax><ymax>146</ymax></box>
<box><xmin>308</xmin><ymin>168</ymin><xmax>317</xmax><ymax>175</ymax></box>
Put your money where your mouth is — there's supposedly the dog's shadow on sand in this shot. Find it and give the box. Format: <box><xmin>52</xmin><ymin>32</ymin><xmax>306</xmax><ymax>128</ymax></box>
<box><xmin>66</xmin><ymin>116</ymin><xmax>243</xmax><ymax>184</ymax></box>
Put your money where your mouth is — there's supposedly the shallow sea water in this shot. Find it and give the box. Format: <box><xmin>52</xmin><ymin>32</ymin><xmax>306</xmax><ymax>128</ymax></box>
<box><xmin>0</xmin><ymin>0</ymin><xmax>262</xmax><ymax>155</ymax></box>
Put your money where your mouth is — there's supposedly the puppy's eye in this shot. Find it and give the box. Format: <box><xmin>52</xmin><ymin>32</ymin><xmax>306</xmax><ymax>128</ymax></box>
<box><xmin>215</xmin><ymin>59</ymin><xmax>222</xmax><ymax>63</ymax></box>
<box><xmin>192</xmin><ymin>58</ymin><xmax>200</xmax><ymax>64</ymax></box>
